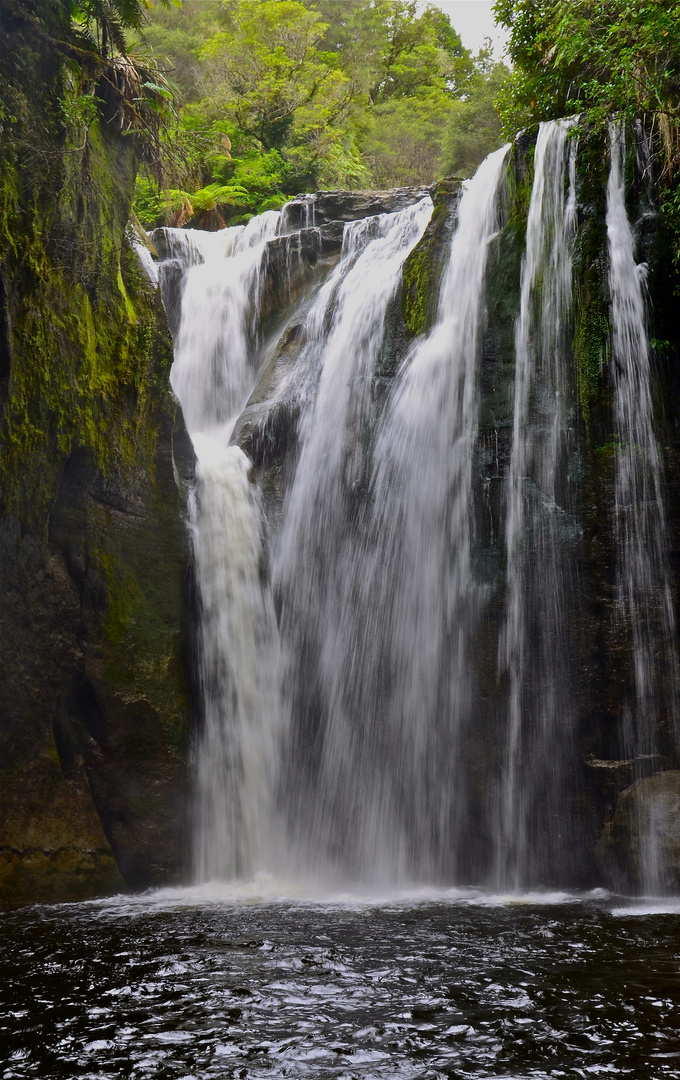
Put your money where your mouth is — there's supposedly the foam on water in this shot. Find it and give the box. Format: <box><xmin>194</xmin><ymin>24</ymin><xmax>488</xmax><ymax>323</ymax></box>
<box><xmin>63</xmin><ymin>881</ymin><xmax>617</xmax><ymax>920</ymax></box>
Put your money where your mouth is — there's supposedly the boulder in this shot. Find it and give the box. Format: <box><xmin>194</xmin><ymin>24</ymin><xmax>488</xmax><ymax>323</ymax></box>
<box><xmin>598</xmin><ymin>770</ymin><xmax>680</xmax><ymax>891</ymax></box>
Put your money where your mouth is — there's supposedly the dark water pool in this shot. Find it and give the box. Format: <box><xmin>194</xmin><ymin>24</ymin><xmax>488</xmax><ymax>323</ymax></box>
<box><xmin>2</xmin><ymin>885</ymin><xmax>680</xmax><ymax>1079</ymax></box>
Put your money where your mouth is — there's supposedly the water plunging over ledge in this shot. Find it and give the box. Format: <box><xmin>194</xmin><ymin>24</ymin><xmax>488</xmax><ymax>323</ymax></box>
<box><xmin>154</xmin><ymin>123</ymin><xmax>680</xmax><ymax>897</ymax></box>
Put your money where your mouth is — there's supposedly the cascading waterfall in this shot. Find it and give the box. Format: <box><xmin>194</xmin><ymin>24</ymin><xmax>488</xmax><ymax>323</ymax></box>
<box><xmin>607</xmin><ymin>123</ymin><xmax>680</xmax><ymax>891</ymax></box>
<box><xmin>272</xmin><ymin>198</ymin><xmax>437</xmax><ymax>883</ymax></box>
<box><xmin>498</xmin><ymin>120</ymin><xmax>579</xmax><ymax>887</ymax></box>
<box><xmin>163</xmin><ymin>212</ymin><xmax>283</xmax><ymax>881</ymax></box>
<box><xmin>355</xmin><ymin>146</ymin><xmax>510</xmax><ymax>883</ymax></box>
<box><xmin>190</xmin><ymin>442</ymin><xmax>281</xmax><ymax>881</ymax></box>
<box><xmin>155</xmin><ymin>122</ymin><xmax>680</xmax><ymax>895</ymax></box>
<box><xmin>274</xmin><ymin>154</ymin><xmax>509</xmax><ymax>884</ymax></box>
<box><xmin>170</xmin><ymin>211</ymin><xmax>281</xmax><ymax>434</ymax></box>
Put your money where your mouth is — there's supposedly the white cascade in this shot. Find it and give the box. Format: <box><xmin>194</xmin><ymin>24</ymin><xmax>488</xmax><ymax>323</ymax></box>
<box><xmin>274</xmin><ymin>150</ymin><xmax>509</xmax><ymax>885</ymax></box>
<box><xmin>155</xmin><ymin>132</ymin><xmax>680</xmax><ymax>897</ymax></box>
<box><xmin>169</xmin><ymin>211</ymin><xmax>280</xmax><ymax>437</ymax></box>
<box><xmin>164</xmin><ymin>200</ymin><xmax>434</xmax><ymax>882</ymax></box>
<box><xmin>498</xmin><ymin>119</ymin><xmax>579</xmax><ymax>887</ymax></box>
<box><xmin>607</xmin><ymin>123</ymin><xmax>680</xmax><ymax>892</ymax></box>
<box><xmin>164</xmin><ymin>211</ymin><xmax>282</xmax><ymax>881</ymax></box>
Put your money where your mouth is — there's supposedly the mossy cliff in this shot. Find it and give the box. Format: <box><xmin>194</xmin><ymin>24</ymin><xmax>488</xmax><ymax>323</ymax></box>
<box><xmin>0</xmin><ymin>4</ymin><xmax>194</xmax><ymax>907</ymax></box>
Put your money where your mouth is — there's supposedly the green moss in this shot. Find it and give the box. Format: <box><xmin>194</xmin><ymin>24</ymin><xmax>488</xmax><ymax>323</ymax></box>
<box><xmin>92</xmin><ymin>520</ymin><xmax>189</xmax><ymax>745</ymax></box>
<box><xmin>568</xmin><ymin>126</ymin><xmax>611</xmax><ymax>437</ymax></box>
<box><xmin>0</xmin><ymin>25</ymin><xmax>191</xmax><ymax>904</ymax></box>
<box><xmin>402</xmin><ymin>178</ymin><xmax>461</xmax><ymax>337</ymax></box>
<box><xmin>1</xmin><ymin>847</ymin><xmax>126</xmax><ymax>909</ymax></box>
<box><xmin>402</xmin><ymin>239</ymin><xmax>436</xmax><ymax>337</ymax></box>
<box><xmin>574</xmin><ymin>299</ymin><xmax>609</xmax><ymax>427</ymax></box>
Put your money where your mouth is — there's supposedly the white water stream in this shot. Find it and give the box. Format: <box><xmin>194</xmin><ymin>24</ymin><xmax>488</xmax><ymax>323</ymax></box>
<box><xmin>607</xmin><ymin>123</ymin><xmax>680</xmax><ymax>891</ymax></box>
<box><xmin>163</xmin><ymin>212</ymin><xmax>283</xmax><ymax>880</ymax></box>
<box><xmin>275</xmin><ymin>148</ymin><xmax>509</xmax><ymax>885</ymax></box>
<box><xmin>499</xmin><ymin>120</ymin><xmax>579</xmax><ymax>887</ymax></box>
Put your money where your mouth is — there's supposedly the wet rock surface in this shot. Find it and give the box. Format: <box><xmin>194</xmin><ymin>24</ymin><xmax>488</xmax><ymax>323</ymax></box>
<box><xmin>0</xmin><ymin>21</ymin><xmax>196</xmax><ymax>906</ymax></box>
<box><xmin>282</xmin><ymin>186</ymin><xmax>432</xmax><ymax>229</ymax></box>
<box><xmin>599</xmin><ymin>770</ymin><xmax>680</xmax><ymax>891</ymax></box>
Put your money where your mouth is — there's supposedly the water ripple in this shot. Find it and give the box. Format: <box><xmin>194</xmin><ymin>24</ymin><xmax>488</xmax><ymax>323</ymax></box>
<box><xmin>2</xmin><ymin>892</ymin><xmax>680</xmax><ymax>1078</ymax></box>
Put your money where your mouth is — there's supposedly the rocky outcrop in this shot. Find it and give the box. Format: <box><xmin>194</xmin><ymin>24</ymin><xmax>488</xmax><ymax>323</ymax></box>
<box><xmin>282</xmin><ymin>187</ymin><xmax>432</xmax><ymax>230</ymax></box>
<box><xmin>598</xmin><ymin>771</ymin><xmax>680</xmax><ymax>891</ymax></box>
<box><xmin>0</xmin><ymin>10</ymin><xmax>194</xmax><ymax>907</ymax></box>
<box><xmin>401</xmin><ymin>178</ymin><xmax>461</xmax><ymax>337</ymax></box>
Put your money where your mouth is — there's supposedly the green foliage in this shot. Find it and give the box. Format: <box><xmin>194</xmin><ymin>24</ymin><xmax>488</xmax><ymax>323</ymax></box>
<box><xmin>366</xmin><ymin>90</ymin><xmax>453</xmax><ymax>187</ymax></box>
<box><xmin>142</xmin><ymin>0</ymin><xmax>223</xmax><ymax>100</ymax></box>
<box><xmin>133</xmin><ymin>174</ymin><xmax>163</xmax><ymax>228</ymax></box>
<box><xmin>494</xmin><ymin>0</ymin><xmax>680</xmax><ymax>143</ymax></box>
<box><xmin>306</xmin><ymin>0</ymin><xmax>471</xmax><ymax>102</ymax></box>
<box><xmin>173</xmin><ymin>182</ymin><xmax>248</xmax><ymax>211</ymax></box>
<box><xmin>574</xmin><ymin>303</ymin><xmax>609</xmax><ymax>427</ymax></box>
<box><xmin>134</xmin><ymin>0</ymin><xmax>508</xmax><ymax>224</ymax></box>
<box><xmin>1</xmin><ymin>0</ymin><xmax>177</xmax><ymax>178</ymax></box>
<box><xmin>402</xmin><ymin>179</ymin><xmax>460</xmax><ymax>336</ymax></box>
<box><xmin>163</xmin><ymin>181</ymin><xmax>250</xmax><ymax>227</ymax></box>
<box><xmin>59</xmin><ymin>87</ymin><xmax>99</xmax><ymax>132</ymax></box>
<box><xmin>494</xmin><ymin>0</ymin><xmax>680</xmax><ymax>289</ymax></box>
<box><xmin>443</xmin><ymin>58</ymin><xmax>510</xmax><ymax>179</ymax></box>
<box><xmin>70</xmin><ymin>0</ymin><xmax>158</xmax><ymax>57</ymax></box>
<box><xmin>202</xmin><ymin>2</ymin><xmax>346</xmax><ymax>150</ymax></box>
<box><xmin>660</xmin><ymin>182</ymin><xmax>680</xmax><ymax>272</ymax></box>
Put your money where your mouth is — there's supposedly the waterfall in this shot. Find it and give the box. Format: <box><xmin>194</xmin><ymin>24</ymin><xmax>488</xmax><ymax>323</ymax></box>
<box><xmin>607</xmin><ymin>123</ymin><xmax>680</xmax><ymax>892</ymax></box>
<box><xmin>272</xmin><ymin>198</ymin><xmax>437</xmax><ymax>883</ymax></box>
<box><xmin>498</xmin><ymin>120</ymin><xmax>579</xmax><ymax>887</ymax></box>
<box><xmin>154</xmin><ymin>125</ymin><xmax>680</xmax><ymax>896</ymax></box>
<box><xmin>273</xmin><ymin>150</ymin><xmax>509</xmax><ymax>885</ymax></box>
<box><xmin>161</xmin><ymin>212</ymin><xmax>283</xmax><ymax>881</ymax></box>
<box><xmin>163</xmin><ymin>198</ymin><xmax>436</xmax><ymax>883</ymax></box>
<box><xmin>190</xmin><ymin>440</ymin><xmax>281</xmax><ymax>881</ymax></box>
<box><xmin>169</xmin><ymin>211</ymin><xmax>281</xmax><ymax>436</ymax></box>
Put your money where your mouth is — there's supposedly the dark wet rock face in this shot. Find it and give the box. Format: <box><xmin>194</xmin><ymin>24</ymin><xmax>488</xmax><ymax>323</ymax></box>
<box><xmin>0</xmin><ymin>288</ymin><xmax>194</xmax><ymax>907</ymax></box>
<box><xmin>0</xmin><ymin>14</ymin><xmax>195</xmax><ymax>907</ymax></box>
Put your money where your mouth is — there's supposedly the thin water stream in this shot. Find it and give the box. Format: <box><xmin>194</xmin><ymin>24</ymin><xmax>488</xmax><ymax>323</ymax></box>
<box><xmin>498</xmin><ymin>120</ymin><xmax>579</xmax><ymax>888</ymax></box>
<box><xmin>275</xmin><ymin>149</ymin><xmax>509</xmax><ymax>885</ymax></box>
<box><xmin>606</xmin><ymin>123</ymin><xmax>680</xmax><ymax>891</ymax></box>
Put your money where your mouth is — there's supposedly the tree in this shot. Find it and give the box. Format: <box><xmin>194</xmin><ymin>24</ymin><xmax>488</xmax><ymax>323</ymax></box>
<box><xmin>364</xmin><ymin>91</ymin><xmax>452</xmax><ymax>187</ymax></box>
<box><xmin>302</xmin><ymin>0</ymin><xmax>481</xmax><ymax>188</ymax></box>
<box><xmin>135</xmin><ymin>0</ymin><xmax>510</xmax><ymax>226</ymax></box>
<box><xmin>494</xmin><ymin>0</ymin><xmax>680</xmax><ymax>159</ymax></box>
<box><xmin>199</xmin><ymin>0</ymin><xmax>353</xmax><ymax>186</ymax></box>
<box><xmin>443</xmin><ymin>54</ymin><xmax>509</xmax><ymax>179</ymax></box>
<box><xmin>142</xmin><ymin>0</ymin><xmax>222</xmax><ymax>101</ymax></box>
<box><xmin>306</xmin><ymin>0</ymin><xmax>472</xmax><ymax>101</ymax></box>
<box><xmin>493</xmin><ymin>0</ymin><xmax>680</xmax><ymax>269</ymax></box>
<box><xmin>70</xmin><ymin>0</ymin><xmax>158</xmax><ymax>57</ymax></box>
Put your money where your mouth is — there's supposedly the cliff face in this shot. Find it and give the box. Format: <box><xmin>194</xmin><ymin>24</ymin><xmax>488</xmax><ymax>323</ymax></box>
<box><xmin>0</xmin><ymin>5</ymin><xmax>194</xmax><ymax>906</ymax></box>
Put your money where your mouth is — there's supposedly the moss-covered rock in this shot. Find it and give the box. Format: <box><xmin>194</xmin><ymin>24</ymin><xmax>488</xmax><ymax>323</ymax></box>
<box><xmin>401</xmin><ymin>178</ymin><xmax>461</xmax><ymax>338</ymax></box>
<box><xmin>0</xmin><ymin>4</ymin><xmax>194</xmax><ymax>907</ymax></box>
